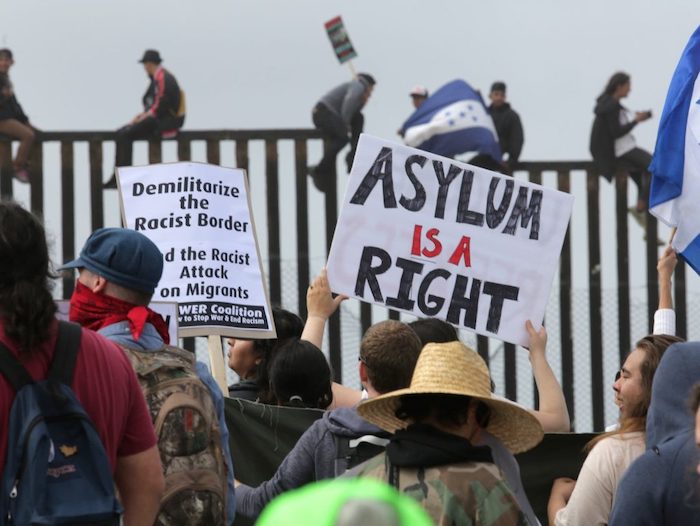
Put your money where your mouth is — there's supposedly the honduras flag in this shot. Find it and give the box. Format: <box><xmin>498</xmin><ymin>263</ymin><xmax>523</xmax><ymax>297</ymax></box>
<box><xmin>400</xmin><ymin>79</ymin><xmax>502</xmax><ymax>159</ymax></box>
<box><xmin>649</xmin><ymin>26</ymin><xmax>700</xmax><ymax>275</ymax></box>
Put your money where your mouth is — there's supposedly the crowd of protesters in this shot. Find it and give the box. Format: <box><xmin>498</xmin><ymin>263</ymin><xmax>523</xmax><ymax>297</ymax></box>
<box><xmin>0</xmin><ymin>195</ymin><xmax>698</xmax><ymax>524</ymax></box>
<box><xmin>0</xmin><ymin>47</ymin><xmax>697</xmax><ymax>525</ymax></box>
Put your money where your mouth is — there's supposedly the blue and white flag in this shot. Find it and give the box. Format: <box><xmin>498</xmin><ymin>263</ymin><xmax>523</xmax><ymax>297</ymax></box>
<box><xmin>649</xmin><ymin>26</ymin><xmax>700</xmax><ymax>275</ymax></box>
<box><xmin>400</xmin><ymin>79</ymin><xmax>502</xmax><ymax>160</ymax></box>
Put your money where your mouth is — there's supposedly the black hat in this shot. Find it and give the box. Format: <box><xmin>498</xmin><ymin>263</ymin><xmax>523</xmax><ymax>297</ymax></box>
<box><xmin>490</xmin><ymin>81</ymin><xmax>506</xmax><ymax>93</ymax></box>
<box><xmin>138</xmin><ymin>49</ymin><xmax>162</xmax><ymax>64</ymax></box>
<box><xmin>358</xmin><ymin>73</ymin><xmax>376</xmax><ymax>86</ymax></box>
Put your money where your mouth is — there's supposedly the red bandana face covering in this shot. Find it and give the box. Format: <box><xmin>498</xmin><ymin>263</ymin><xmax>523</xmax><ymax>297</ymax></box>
<box><xmin>69</xmin><ymin>281</ymin><xmax>170</xmax><ymax>344</ymax></box>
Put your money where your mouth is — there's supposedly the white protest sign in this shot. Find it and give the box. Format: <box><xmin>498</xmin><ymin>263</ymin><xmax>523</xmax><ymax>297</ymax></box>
<box><xmin>55</xmin><ymin>300</ymin><xmax>180</xmax><ymax>345</ymax></box>
<box><xmin>118</xmin><ymin>162</ymin><xmax>275</xmax><ymax>339</ymax></box>
<box><xmin>327</xmin><ymin>135</ymin><xmax>574</xmax><ymax>346</ymax></box>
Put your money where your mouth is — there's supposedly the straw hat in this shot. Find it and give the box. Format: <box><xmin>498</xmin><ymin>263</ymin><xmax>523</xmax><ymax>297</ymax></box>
<box><xmin>357</xmin><ymin>341</ymin><xmax>544</xmax><ymax>454</ymax></box>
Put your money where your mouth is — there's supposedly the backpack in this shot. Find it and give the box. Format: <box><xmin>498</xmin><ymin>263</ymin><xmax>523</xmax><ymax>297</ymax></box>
<box><xmin>0</xmin><ymin>321</ymin><xmax>122</xmax><ymax>525</ymax></box>
<box><xmin>121</xmin><ymin>345</ymin><xmax>227</xmax><ymax>526</ymax></box>
<box><xmin>334</xmin><ymin>433</ymin><xmax>389</xmax><ymax>476</ymax></box>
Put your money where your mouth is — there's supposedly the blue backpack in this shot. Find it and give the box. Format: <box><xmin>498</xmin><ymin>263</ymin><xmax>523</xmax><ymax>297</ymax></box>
<box><xmin>0</xmin><ymin>321</ymin><xmax>122</xmax><ymax>525</ymax></box>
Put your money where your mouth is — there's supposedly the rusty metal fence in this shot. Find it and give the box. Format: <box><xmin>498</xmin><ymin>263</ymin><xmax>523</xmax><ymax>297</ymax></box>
<box><xmin>0</xmin><ymin>131</ymin><xmax>689</xmax><ymax>431</ymax></box>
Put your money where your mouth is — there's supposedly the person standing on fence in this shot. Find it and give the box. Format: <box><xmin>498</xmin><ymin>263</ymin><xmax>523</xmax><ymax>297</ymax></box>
<box><xmin>60</xmin><ymin>227</ymin><xmax>235</xmax><ymax>525</ymax></box>
<box><xmin>309</xmin><ymin>73</ymin><xmax>375</xmax><ymax>193</ymax></box>
<box><xmin>0</xmin><ymin>202</ymin><xmax>165</xmax><ymax>524</ymax></box>
<box><xmin>105</xmin><ymin>49</ymin><xmax>185</xmax><ymax>189</ymax></box>
<box><xmin>590</xmin><ymin>72</ymin><xmax>653</xmax><ymax>222</ymax></box>
<box><xmin>488</xmin><ymin>81</ymin><xmax>524</xmax><ymax>174</ymax></box>
<box><xmin>0</xmin><ymin>49</ymin><xmax>35</xmax><ymax>183</ymax></box>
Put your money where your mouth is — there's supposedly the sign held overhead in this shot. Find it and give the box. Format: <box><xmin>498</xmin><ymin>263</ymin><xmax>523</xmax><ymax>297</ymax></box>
<box><xmin>327</xmin><ymin>135</ymin><xmax>574</xmax><ymax>346</ymax></box>
<box><xmin>325</xmin><ymin>16</ymin><xmax>357</xmax><ymax>64</ymax></box>
<box><xmin>118</xmin><ymin>162</ymin><xmax>275</xmax><ymax>339</ymax></box>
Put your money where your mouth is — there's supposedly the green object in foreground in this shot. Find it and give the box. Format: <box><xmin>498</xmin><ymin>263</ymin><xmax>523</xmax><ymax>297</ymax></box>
<box><xmin>256</xmin><ymin>478</ymin><xmax>434</xmax><ymax>526</ymax></box>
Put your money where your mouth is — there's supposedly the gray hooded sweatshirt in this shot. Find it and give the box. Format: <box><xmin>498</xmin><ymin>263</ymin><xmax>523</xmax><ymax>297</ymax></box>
<box><xmin>236</xmin><ymin>406</ymin><xmax>387</xmax><ymax>518</ymax></box>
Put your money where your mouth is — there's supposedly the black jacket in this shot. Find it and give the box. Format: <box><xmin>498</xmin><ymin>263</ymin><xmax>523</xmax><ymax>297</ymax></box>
<box><xmin>0</xmin><ymin>75</ymin><xmax>29</xmax><ymax>123</ymax></box>
<box><xmin>589</xmin><ymin>94</ymin><xmax>637</xmax><ymax>180</ymax></box>
<box><xmin>489</xmin><ymin>102</ymin><xmax>524</xmax><ymax>164</ymax></box>
<box><xmin>142</xmin><ymin>67</ymin><xmax>182</xmax><ymax>129</ymax></box>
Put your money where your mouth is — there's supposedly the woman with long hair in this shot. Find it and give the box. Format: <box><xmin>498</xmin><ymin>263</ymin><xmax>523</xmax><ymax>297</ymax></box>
<box><xmin>589</xmin><ymin>71</ymin><xmax>653</xmax><ymax>217</ymax></box>
<box><xmin>548</xmin><ymin>333</ymin><xmax>683</xmax><ymax>526</ymax></box>
<box><xmin>226</xmin><ymin>307</ymin><xmax>304</xmax><ymax>403</ymax></box>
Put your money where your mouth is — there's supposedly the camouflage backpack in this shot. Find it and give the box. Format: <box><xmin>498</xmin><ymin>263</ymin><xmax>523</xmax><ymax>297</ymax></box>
<box><xmin>122</xmin><ymin>345</ymin><xmax>227</xmax><ymax>526</ymax></box>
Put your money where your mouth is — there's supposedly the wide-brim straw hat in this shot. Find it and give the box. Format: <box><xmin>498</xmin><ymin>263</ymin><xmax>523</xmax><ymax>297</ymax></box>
<box><xmin>357</xmin><ymin>341</ymin><xmax>544</xmax><ymax>454</ymax></box>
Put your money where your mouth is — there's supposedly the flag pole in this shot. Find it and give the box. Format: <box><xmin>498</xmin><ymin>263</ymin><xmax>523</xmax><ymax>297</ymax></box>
<box><xmin>347</xmin><ymin>59</ymin><xmax>357</xmax><ymax>79</ymax></box>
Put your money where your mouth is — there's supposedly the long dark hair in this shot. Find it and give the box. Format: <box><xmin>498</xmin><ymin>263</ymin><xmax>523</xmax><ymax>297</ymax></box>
<box><xmin>586</xmin><ymin>333</ymin><xmax>683</xmax><ymax>451</ymax></box>
<box><xmin>596</xmin><ymin>72</ymin><xmax>630</xmax><ymax>103</ymax></box>
<box><xmin>254</xmin><ymin>307</ymin><xmax>304</xmax><ymax>403</ymax></box>
<box><xmin>269</xmin><ymin>338</ymin><xmax>333</xmax><ymax>410</ymax></box>
<box><xmin>0</xmin><ymin>201</ymin><xmax>57</xmax><ymax>353</ymax></box>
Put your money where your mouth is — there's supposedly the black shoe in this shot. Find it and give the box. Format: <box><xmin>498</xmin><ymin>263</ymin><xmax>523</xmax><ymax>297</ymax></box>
<box><xmin>308</xmin><ymin>166</ymin><xmax>330</xmax><ymax>193</ymax></box>
<box><xmin>103</xmin><ymin>174</ymin><xmax>118</xmax><ymax>189</ymax></box>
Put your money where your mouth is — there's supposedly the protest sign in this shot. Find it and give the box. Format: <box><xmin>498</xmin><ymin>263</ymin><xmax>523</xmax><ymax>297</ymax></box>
<box><xmin>118</xmin><ymin>162</ymin><xmax>275</xmax><ymax>339</ymax></box>
<box><xmin>56</xmin><ymin>300</ymin><xmax>180</xmax><ymax>344</ymax></box>
<box><xmin>324</xmin><ymin>16</ymin><xmax>357</xmax><ymax>64</ymax></box>
<box><xmin>327</xmin><ymin>135</ymin><xmax>574</xmax><ymax>346</ymax></box>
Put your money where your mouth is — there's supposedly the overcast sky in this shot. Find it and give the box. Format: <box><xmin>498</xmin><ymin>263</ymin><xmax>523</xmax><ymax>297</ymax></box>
<box><xmin>1</xmin><ymin>0</ymin><xmax>697</xmax><ymax>161</ymax></box>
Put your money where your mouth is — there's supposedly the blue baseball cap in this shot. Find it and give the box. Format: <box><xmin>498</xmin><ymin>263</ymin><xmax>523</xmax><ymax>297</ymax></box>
<box><xmin>60</xmin><ymin>228</ymin><xmax>163</xmax><ymax>294</ymax></box>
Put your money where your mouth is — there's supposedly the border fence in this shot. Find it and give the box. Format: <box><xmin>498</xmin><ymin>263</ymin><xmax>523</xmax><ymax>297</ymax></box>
<box><xmin>0</xmin><ymin>130</ymin><xmax>692</xmax><ymax>431</ymax></box>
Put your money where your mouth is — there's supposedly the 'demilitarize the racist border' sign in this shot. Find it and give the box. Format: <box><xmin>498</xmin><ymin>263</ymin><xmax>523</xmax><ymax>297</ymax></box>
<box><xmin>119</xmin><ymin>162</ymin><xmax>275</xmax><ymax>339</ymax></box>
<box><xmin>327</xmin><ymin>135</ymin><xmax>574</xmax><ymax>346</ymax></box>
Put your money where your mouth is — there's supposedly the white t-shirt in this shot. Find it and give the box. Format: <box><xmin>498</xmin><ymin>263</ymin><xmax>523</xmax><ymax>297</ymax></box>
<box><xmin>554</xmin><ymin>432</ymin><xmax>645</xmax><ymax>526</ymax></box>
<box><xmin>614</xmin><ymin>109</ymin><xmax>636</xmax><ymax>157</ymax></box>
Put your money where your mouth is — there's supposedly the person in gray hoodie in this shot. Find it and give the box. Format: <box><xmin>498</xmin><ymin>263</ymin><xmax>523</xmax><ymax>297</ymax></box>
<box><xmin>608</xmin><ymin>341</ymin><xmax>700</xmax><ymax>525</ymax></box>
<box><xmin>309</xmin><ymin>73</ymin><xmax>375</xmax><ymax>192</ymax></box>
<box><xmin>235</xmin><ymin>319</ymin><xmax>421</xmax><ymax>518</ymax></box>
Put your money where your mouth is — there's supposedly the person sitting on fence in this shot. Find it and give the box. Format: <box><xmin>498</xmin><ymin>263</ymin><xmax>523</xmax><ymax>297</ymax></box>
<box><xmin>590</xmin><ymin>72</ymin><xmax>653</xmax><ymax>222</ymax></box>
<box><xmin>352</xmin><ymin>340</ymin><xmax>543</xmax><ymax>524</ymax></box>
<box><xmin>0</xmin><ymin>49</ymin><xmax>35</xmax><ymax>183</ymax></box>
<box><xmin>227</xmin><ymin>307</ymin><xmax>304</xmax><ymax>402</ymax></box>
<box><xmin>548</xmin><ymin>333</ymin><xmax>682</xmax><ymax>526</ymax></box>
<box><xmin>0</xmin><ymin>202</ymin><xmax>164</xmax><ymax>524</ymax></box>
<box><xmin>268</xmin><ymin>338</ymin><xmax>333</xmax><ymax>410</ymax></box>
<box><xmin>235</xmin><ymin>319</ymin><xmax>423</xmax><ymax>519</ymax></box>
<box><xmin>60</xmin><ymin>227</ymin><xmax>235</xmax><ymax>525</ymax></box>
<box><xmin>105</xmin><ymin>49</ymin><xmax>185</xmax><ymax>189</ymax></box>
<box><xmin>608</xmin><ymin>341</ymin><xmax>700</xmax><ymax>525</ymax></box>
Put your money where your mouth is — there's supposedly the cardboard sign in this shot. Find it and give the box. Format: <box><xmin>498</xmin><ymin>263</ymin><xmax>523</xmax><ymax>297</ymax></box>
<box><xmin>55</xmin><ymin>300</ymin><xmax>180</xmax><ymax>345</ymax></box>
<box><xmin>327</xmin><ymin>135</ymin><xmax>574</xmax><ymax>346</ymax></box>
<box><xmin>118</xmin><ymin>162</ymin><xmax>275</xmax><ymax>339</ymax></box>
<box><xmin>325</xmin><ymin>16</ymin><xmax>357</xmax><ymax>64</ymax></box>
